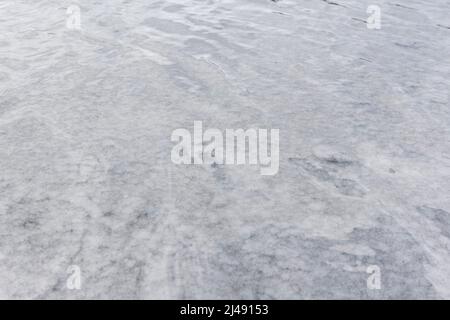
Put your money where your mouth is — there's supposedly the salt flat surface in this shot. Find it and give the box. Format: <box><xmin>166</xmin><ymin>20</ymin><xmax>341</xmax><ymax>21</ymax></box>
<box><xmin>0</xmin><ymin>0</ymin><xmax>449</xmax><ymax>299</ymax></box>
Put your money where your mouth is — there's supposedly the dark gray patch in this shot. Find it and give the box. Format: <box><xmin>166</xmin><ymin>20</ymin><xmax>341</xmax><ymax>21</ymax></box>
<box><xmin>182</xmin><ymin>218</ymin><xmax>436</xmax><ymax>298</ymax></box>
<box><xmin>334</xmin><ymin>178</ymin><xmax>366</xmax><ymax>197</ymax></box>
<box><xmin>142</xmin><ymin>17</ymin><xmax>191</xmax><ymax>35</ymax></box>
<box><xmin>417</xmin><ymin>206</ymin><xmax>450</xmax><ymax>238</ymax></box>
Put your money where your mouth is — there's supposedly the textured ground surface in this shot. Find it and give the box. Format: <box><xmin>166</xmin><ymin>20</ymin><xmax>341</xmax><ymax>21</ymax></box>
<box><xmin>0</xmin><ymin>0</ymin><xmax>449</xmax><ymax>299</ymax></box>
